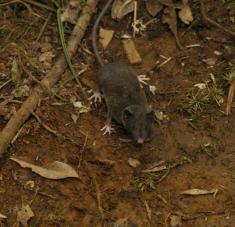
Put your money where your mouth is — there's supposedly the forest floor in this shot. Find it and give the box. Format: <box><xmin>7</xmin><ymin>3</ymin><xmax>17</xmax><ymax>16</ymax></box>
<box><xmin>0</xmin><ymin>0</ymin><xmax>235</xmax><ymax>226</ymax></box>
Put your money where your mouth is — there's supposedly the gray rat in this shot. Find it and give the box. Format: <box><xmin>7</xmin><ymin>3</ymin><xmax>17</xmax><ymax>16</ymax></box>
<box><xmin>90</xmin><ymin>0</ymin><xmax>154</xmax><ymax>144</ymax></box>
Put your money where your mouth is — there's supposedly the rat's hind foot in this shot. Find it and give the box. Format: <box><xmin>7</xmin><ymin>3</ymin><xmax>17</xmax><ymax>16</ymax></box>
<box><xmin>88</xmin><ymin>89</ymin><xmax>102</xmax><ymax>103</ymax></box>
<box><xmin>137</xmin><ymin>74</ymin><xmax>150</xmax><ymax>88</ymax></box>
<box><xmin>101</xmin><ymin>123</ymin><xmax>115</xmax><ymax>135</ymax></box>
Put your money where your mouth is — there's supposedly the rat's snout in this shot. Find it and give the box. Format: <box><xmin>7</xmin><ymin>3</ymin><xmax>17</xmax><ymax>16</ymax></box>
<box><xmin>137</xmin><ymin>137</ymin><xmax>144</xmax><ymax>144</ymax></box>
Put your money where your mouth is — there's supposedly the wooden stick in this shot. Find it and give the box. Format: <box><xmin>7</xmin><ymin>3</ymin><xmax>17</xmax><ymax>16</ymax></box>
<box><xmin>0</xmin><ymin>0</ymin><xmax>97</xmax><ymax>157</ymax></box>
<box><xmin>225</xmin><ymin>77</ymin><xmax>235</xmax><ymax>115</ymax></box>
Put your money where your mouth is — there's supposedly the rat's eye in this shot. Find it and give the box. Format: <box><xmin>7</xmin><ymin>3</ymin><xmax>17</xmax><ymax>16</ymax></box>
<box><xmin>123</xmin><ymin>108</ymin><xmax>136</xmax><ymax>125</ymax></box>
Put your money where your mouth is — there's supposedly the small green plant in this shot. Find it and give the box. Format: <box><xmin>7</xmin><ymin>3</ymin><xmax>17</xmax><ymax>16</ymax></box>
<box><xmin>200</xmin><ymin>143</ymin><xmax>211</xmax><ymax>152</ymax></box>
<box><xmin>198</xmin><ymin>143</ymin><xmax>214</xmax><ymax>157</ymax></box>
<box><xmin>184</xmin><ymin>80</ymin><xmax>224</xmax><ymax>117</ymax></box>
<box><xmin>223</xmin><ymin>66</ymin><xmax>235</xmax><ymax>86</ymax></box>
<box><xmin>135</xmin><ymin>174</ymin><xmax>157</xmax><ymax>192</ymax></box>
<box><xmin>46</xmin><ymin>213</ymin><xmax>64</xmax><ymax>224</ymax></box>
<box><xmin>174</xmin><ymin>155</ymin><xmax>192</xmax><ymax>166</ymax></box>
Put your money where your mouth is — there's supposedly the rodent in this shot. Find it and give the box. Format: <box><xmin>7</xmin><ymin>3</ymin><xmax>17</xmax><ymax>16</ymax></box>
<box><xmin>91</xmin><ymin>0</ymin><xmax>154</xmax><ymax>144</ymax></box>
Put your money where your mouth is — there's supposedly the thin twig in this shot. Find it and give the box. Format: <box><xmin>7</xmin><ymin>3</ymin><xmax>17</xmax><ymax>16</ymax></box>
<box><xmin>157</xmin><ymin>57</ymin><xmax>172</xmax><ymax>68</ymax></box>
<box><xmin>11</xmin><ymin>126</ymin><xmax>23</xmax><ymax>145</ymax></box>
<box><xmin>157</xmin><ymin>168</ymin><xmax>170</xmax><ymax>183</ymax></box>
<box><xmin>23</xmin><ymin>69</ymin><xmax>65</xmax><ymax>101</ymax></box>
<box><xmin>20</xmin><ymin>17</ymin><xmax>40</xmax><ymax>40</ymax></box>
<box><xmin>78</xmin><ymin>133</ymin><xmax>88</xmax><ymax>169</ymax></box>
<box><xmin>0</xmin><ymin>79</ymin><xmax>12</xmax><ymax>91</ymax></box>
<box><xmin>31</xmin><ymin>111</ymin><xmax>57</xmax><ymax>136</ymax></box>
<box><xmin>36</xmin><ymin>13</ymin><xmax>52</xmax><ymax>41</ymax></box>
<box><xmin>200</xmin><ymin>0</ymin><xmax>235</xmax><ymax>37</ymax></box>
<box><xmin>21</xmin><ymin>0</ymin><xmax>55</xmax><ymax>12</ymax></box>
<box><xmin>38</xmin><ymin>191</ymin><xmax>57</xmax><ymax>200</ymax></box>
<box><xmin>182</xmin><ymin>210</ymin><xmax>226</xmax><ymax>221</ymax></box>
<box><xmin>84</xmin><ymin>161</ymin><xmax>104</xmax><ymax>220</ymax></box>
<box><xmin>133</xmin><ymin>1</ymin><xmax>137</xmax><ymax>37</ymax></box>
<box><xmin>61</xmin><ymin>67</ymin><xmax>88</xmax><ymax>86</ymax></box>
<box><xmin>94</xmin><ymin>178</ymin><xmax>104</xmax><ymax>220</ymax></box>
<box><xmin>157</xmin><ymin>194</ymin><xmax>169</xmax><ymax>206</ymax></box>
<box><xmin>144</xmin><ymin>200</ymin><xmax>152</xmax><ymax>221</ymax></box>
<box><xmin>181</xmin><ymin>19</ymin><xmax>198</xmax><ymax>38</ymax></box>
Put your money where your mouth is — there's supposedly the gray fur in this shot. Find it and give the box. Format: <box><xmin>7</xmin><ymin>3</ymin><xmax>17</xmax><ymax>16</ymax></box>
<box><xmin>97</xmin><ymin>63</ymin><xmax>154</xmax><ymax>144</ymax></box>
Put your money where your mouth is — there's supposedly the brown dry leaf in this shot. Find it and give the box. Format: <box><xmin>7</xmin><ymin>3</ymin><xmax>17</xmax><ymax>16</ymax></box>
<box><xmin>39</xmin><ymin>51</ymin><xmax>55</xmax><ymax>63</ymax></box>
<box><xmin>128</xmin><ymin>158</ymin><xmax>141</xmax><ymax>168</ymax></box>
<box><xmin>17</xmin><ymin>205</ymin><xmax>34</xmax><ymax>227</ymax></box>
<box><xmin>170</xmin><ymin>215</ymin><xmax>182</xmax><ymax>227</ymax></box>
<box><xmin>61</xmin><ymin>0</ymin><xmax>82</xmax><ymax>24</ymax></box>
<box><xmin>145</xmin><ymin>0</ymin><xmax>163</xmax><ymax>17</ymax></box>
<box><xmin>99</xmin><ymin>28</ymin><xmax>114</xmax><ymax>49</ymax></box>
<box><xmin>0</xmin><ymin>213</ymin><xmax>7</xmax><ymax>219</ymax></box>
<box><xmin>39</xmin><ymin>51</ymin><xmax>55</xmax><ymax>70</ymax></box>
<box><xmin>162</xmin><ymin>1</ymin><xmax>183</xmax><ymax>49</ymax></box>
<box><xmin>178</xmin><ymin>6</ymin><xmax>193</xmax><ymax>24</ymax></box>
<box><xmin>10</xmin><ymin>157</ymin><xmax>79</xmax><ymax>179</ymax></box>
<box><xmin>122</xmin><ymin>39</ymin><xmax>142</xmax><ymax>64</ymax></box>
<box><xmin>202</xmin><ymin>58</ymin><xmax>217</xmax><ymax>66</ymax></box>
<box><xmin>181</xmin><ymin>188</ymin><xmax>218</xmax><ymax>196</ymax></box>
<box><xmin>178</xmin><ymin>1</ymin><xmax>193</xmax><ymax>25</ymax></box>
<box><xmin>71</xmin><ymin>114</ymin><xmax>79</xmax><ymax>124</ymax></box>
<box><xmin>112</xmin><ymin>0</ymin><xmax>135</xmax><ymax>21</ymax></box>
<box><xmin>12</xmin><ymin>84</ymin><xmax>30</xmax><ymax>98</ymax></box>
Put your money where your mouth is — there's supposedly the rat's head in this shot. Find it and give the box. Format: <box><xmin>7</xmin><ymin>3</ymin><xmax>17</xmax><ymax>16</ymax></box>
<box><xmin>122</xmin><ymin>104</ymin><xmax>154</xmax><ymax>145</ymax></box>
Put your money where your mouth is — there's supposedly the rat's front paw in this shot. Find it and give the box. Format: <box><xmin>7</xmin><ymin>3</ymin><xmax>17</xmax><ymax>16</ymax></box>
<box><xmin>137</xmin><ymin>74</ymin><xmax>150</xmax><ymax>88</ymax></box>
<box><xmin>100</xmin><ymin>123</ymin><xmax>115</xmax><ymax>135</ymax></box>
<box><xmin>88</xmin><ymin>89</ymin><xmax>103</xmax><ymax>103</ymax></box>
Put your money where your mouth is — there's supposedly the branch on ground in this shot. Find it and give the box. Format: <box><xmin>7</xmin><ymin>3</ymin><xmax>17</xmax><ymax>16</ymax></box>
<box><xmin>0</xmin><ymin>0</ymin><xmax>98</xmax><ymax>157</ymax></box>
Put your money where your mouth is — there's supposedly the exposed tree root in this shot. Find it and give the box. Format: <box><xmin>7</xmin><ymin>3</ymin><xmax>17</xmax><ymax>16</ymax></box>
<box><xmin>0</xmin><ymin>0</ymin><xmax>98</xmax><ymax>157</ymax></box>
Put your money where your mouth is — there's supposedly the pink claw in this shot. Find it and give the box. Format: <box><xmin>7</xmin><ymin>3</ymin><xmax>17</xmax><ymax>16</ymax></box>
<box><xmin>88</xmin><ymin>89</ymin><xmax>102</xmax><ymax>103</ymax></box>
<box><xmin>137</xmin><ymin>74</ymin><xmax>150</xmax><ymax>88</ymax></box>
<box><xmin>100</xmin><ymin>123</ymin><xmax>115</xmax><ymax>135</ymax></box>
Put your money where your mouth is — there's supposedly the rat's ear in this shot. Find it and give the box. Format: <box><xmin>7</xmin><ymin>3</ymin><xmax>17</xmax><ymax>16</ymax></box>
<box><xmin>146</xmin><ymin>105</ymin><xmax>153</xmax><ymax>114</ymax></box>
<box><xmin>122</xmin><ymin>106</ymin><xmax>134</xmax><ymax>125</ymax></box>
<box><xmin>124</xmin><ymin>106</ymin><xmax>135</xmax><ymax>115</ymax></box>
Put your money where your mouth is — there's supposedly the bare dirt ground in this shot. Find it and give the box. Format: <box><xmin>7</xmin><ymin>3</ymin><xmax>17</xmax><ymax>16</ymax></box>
<box><xmin>0</xmin><ymin>0</ymin><xmax>235</xmax><ymax>226</ymax></box>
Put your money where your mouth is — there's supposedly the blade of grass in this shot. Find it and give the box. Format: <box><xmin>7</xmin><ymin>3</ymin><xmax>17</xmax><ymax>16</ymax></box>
<box><xmin>36</xmin><ymin>12</ymin><xmax>52</xmax><ymax>41</ymax></box>
<box><xmin>56</xmin><ymin>6</ymin><xmax>88</xmax><ymax>102</ymax></box>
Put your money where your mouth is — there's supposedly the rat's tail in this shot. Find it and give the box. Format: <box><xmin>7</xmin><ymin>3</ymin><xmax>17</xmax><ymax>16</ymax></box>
<box><xmin>92</xmin><ymin>0</ymin><xmax>113</xmax><ymax>67</ymax></box>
